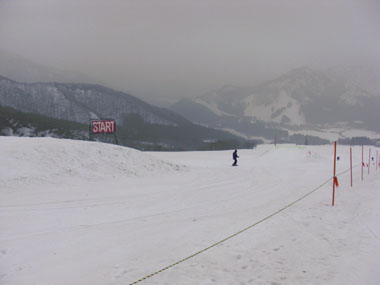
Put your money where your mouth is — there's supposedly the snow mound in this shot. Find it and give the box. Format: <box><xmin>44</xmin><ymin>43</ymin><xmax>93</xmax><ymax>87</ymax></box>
<box><xmin>0</xmin><ymin>137</ymin><xmax>185</xmax><ymax>186</ymax></box>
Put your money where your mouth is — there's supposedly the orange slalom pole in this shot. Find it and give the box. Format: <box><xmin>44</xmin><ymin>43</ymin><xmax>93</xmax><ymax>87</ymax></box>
<box><xmin>350</xmin><ymin>147</ymin><xmax>352</xmax><ymax>187</ymax></box>
<box><xmin>332</xmin><ymin>141</ymin><xmax>337</xmax><ymax>206</ymax></box>
<box><xmin>361</xmin><ymin>145</ymin><xmax>364</xmax><ymax>181</ymax></box>
<box><xmin>368</xmin><ymin>148</ymin><xmax>371</xmax><ymax>175</ymax></box>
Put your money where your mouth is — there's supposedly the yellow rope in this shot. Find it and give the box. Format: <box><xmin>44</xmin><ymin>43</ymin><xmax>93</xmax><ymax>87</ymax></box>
<box><xmin>129</xmin><ymin>164</ymin><xmax>360</xmax><ymax>284</ymax></box>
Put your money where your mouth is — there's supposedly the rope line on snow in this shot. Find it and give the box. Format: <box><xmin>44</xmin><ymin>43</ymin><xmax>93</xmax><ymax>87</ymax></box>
<box><xmin>129</xmin><ymin>164</ymin><xmax>360</xmax><ymax>285</ymax></box>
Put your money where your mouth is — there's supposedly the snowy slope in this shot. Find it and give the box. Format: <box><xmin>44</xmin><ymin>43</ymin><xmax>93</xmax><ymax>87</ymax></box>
<box><xmin>1</xmin><ymin>138</ymin><xmax>380</xmax><ymax>285</ymax></box>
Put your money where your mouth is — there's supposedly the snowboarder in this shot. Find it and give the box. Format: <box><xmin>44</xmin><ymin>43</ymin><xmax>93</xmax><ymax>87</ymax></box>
<box><xmin>232</xmin><ymin>149</ymin><xmax>239</xmax><ymax>166</ymax></box>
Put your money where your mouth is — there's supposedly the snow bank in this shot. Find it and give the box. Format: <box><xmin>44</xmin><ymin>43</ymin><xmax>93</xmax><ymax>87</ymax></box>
<box><xmin>0</xmin><ymin>137</ymin><xmax>184</xmax><ymax>187</ymax></box>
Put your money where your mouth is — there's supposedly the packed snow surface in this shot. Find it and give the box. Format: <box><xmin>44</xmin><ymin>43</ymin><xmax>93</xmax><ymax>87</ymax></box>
<box><xmin>1</xmin><ymin>137</ymin><xmax>380</xmax><ymax>285</ymax></box>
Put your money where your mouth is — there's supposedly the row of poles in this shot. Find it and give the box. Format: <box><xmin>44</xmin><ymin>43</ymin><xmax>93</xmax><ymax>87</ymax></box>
<box><xmin>332</xmin><ymin>142</ymin><xmax>379</xmax><ymax>206</ymax></box>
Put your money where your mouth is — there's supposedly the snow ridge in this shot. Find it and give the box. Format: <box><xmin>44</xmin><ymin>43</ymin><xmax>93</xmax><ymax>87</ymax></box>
<box><xmin>0</xmin><ymin>137</ymin><xmax>185</xmax><ymax>187</ymax></box>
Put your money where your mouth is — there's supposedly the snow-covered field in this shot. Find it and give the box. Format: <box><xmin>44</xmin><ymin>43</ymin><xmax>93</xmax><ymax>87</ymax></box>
<box><xmin>1</xmin><ymin>137</ymin><xmax>380</xmax><ymax>285</ymax></box>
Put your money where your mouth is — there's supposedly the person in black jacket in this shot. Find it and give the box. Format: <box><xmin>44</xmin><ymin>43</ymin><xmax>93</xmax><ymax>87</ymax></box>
<box><xmin>232</xmin><ymin>149</ymin><xmax>239</xmax><ymax>166</ymax></box>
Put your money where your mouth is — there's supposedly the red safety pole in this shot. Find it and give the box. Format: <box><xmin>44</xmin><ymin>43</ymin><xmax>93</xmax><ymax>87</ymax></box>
<box><xmin>361</xmin><ymin>145</ymin><xmax>364</xmax><ymax>181</ymax></box>
<box><xmin>368</xmin><ymin>148</ymin><xmax>371</xmax><ymax>175</ymax></box>
<box><xmin>332</xmin><ymin>141</ymin><xmax>337</xmax><ymax>206</ymax></box>
<box><xmin>350</xmin><ymin>147</ymin><xmax>353</xmax><ymax>187</ymax></box>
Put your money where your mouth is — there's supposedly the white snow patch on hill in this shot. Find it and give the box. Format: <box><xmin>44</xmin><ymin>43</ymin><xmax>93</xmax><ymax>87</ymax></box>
<box><xmin>243</xmin><ymin>91</ymin><xmax>306</xmax><ymax>125</ymax></box>
<box><xmin>193</xmin><ymin>98</ymin><xmax>235</xmax><ymax>117</ymax></box>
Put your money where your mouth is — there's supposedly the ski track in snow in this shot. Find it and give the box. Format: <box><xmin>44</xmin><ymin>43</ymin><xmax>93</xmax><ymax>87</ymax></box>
<box><xmin>0</xmin><ymin>137</ymin><xmax>380</xmax><ymax>285</ymax></box>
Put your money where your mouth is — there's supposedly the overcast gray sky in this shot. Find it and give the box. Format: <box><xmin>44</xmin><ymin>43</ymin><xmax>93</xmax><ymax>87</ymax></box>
<box><xmin>1</xmin><ymin>0</ymin><xmax>379</xmax><ymax>102</ymax></box>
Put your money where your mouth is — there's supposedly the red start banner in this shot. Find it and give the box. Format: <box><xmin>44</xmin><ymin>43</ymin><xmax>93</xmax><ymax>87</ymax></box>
<box><xmin>91</xmin><ymin>119</ymin><xmax>116</xmax><ymax>134</ymax></box>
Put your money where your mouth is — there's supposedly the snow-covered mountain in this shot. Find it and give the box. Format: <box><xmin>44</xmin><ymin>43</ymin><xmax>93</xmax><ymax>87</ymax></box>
<box><xmin>242</xmin><ymin>67</ymin><xmax>377</xmax><ymax>125</ymax></box>
<box><xmin>193</xmin><ymin>85</ymin><xmax>253</xmax><ymax>117</ymax></box>
<box><xmin>171</xmin><ymin>67</ymin><xmax>380</xmax><ymax>135</ymax></box>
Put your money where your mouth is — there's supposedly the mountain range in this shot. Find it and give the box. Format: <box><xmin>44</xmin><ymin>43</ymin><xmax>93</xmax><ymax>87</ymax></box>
<box><xmin>171</xmin><ymin>66</ymin><xmax>380</xmax><ymax>140</ymax></box>
<box><xmin>0</xmin><ymin>75</ymin><xmax>247</xmax><ymax>150</ymax></box>
<box><xmin>1</xmin><ymin>65</ymin><xmax>379</xmax><ymax>148</ymax></box>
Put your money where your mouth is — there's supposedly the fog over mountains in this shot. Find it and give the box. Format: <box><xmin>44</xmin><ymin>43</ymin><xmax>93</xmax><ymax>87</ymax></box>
<box><xmin>171</xmin><ymin>66</ymin><xmax>380</xmax><ymax>138</ymax></box>
<box><xmin>0</xmin><ymin>49</ymin><xmax>100</xmax><ymax>86</ymax></box>
<box><xmin>0</xmin><ymin>64</ymin><xmax>379</xmax><ymax>146</ymax></box>
<box><xmin>0</xmin><ymin>75</ymin><xmax>183</xmax><ymax>126</ymax></box>
<box><xmin>0</xmin><ymin>75</ymin><xmax>244</xmax><ymax>150</ymax></box>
